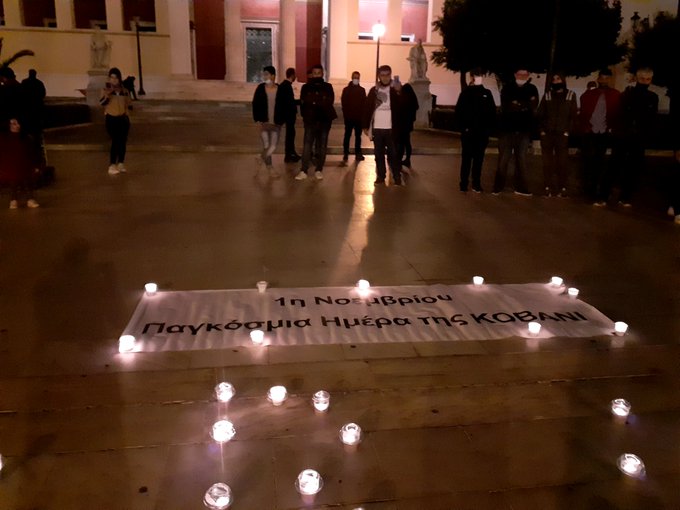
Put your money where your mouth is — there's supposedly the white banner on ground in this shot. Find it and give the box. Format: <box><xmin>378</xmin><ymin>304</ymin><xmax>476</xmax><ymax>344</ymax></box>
<box><xmin>121</xmin><ymin>284</ymin><xmax>616</xmax><ymax>352</ymax></box>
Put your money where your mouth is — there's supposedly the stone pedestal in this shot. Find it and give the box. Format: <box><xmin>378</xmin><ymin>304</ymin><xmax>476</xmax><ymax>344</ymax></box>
<box><xmin>410</xmin><ymin>78</ymin><xmax>432</xmax><ymax>128</ymax></box>
<box><xmin>85</xmin><ymin>70</ymin><xmax>109</xmax><ymax>116</ymax></box>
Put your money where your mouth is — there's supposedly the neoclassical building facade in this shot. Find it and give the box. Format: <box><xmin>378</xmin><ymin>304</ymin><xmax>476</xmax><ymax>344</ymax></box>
<box><xmin>0</xmin><ymin>0</ymin><xmax>677</xmax><ymax>104</ymax></box>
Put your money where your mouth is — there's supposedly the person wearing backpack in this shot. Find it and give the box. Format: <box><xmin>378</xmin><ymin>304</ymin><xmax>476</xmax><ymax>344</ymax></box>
<box><xmin>295</xmin><ymin>64</ymin><xmax>337</xmax><ymax>181</ymax></box>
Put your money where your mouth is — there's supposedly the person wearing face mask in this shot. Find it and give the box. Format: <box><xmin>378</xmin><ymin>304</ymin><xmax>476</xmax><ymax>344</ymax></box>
<box><xmin>537</xmin><ymin>72</ymin><xmax>578</xmax><ymax>197</ymax></box>
<box><xmin>100</xmin><ymin>67</ymin><xmax>132</xmax><ymax>175</ymax></box>
<box><xmin>363</xmin><ymin>65</ymin><xmax>404</xmax><ymax>186</ymax></box>
<box><xmin>597</xmin><ymin>68</ymin><xmax>658</xmax><ymax>207</ymax></box>
<box><xmin>295</xmin><ymin>64</ymin><xmax>337</xmax><ymax>181</ymax></box>
<box><xmin>341</xmin><ymin>71</ymin><xmax>366</xmax><ymax>164</ymax></box>
<box><xmin>252</xmin><ymin>66</ymin><xmax>285</xmax><ymax>176</ymax></box>
<box><xmin>578</xmin><ymin>69</ymin><xmax>620</xmax><ymax>204</ymax></box>
<box><xmin>492</xmin><ymin>68</ymin><xmax>539</xmax><ymax>196</ymax></box>
<box><xmin>455</xmin><ymin>68</ymin><xmax>496</xmax><ymax>192</ymax></box>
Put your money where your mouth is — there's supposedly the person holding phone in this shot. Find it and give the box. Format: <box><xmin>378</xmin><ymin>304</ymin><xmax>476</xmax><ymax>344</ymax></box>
<box><xmin>99</xmin><ymin>67</ymin><xmax>132</xmax><ymax>175</ymax></box>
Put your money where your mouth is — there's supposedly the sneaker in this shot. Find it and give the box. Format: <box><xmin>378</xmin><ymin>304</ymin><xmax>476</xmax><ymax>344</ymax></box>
<box><xmin>667</xmin><ymin>206</ymin><xmax>675</xmax><ymax>217</ymax></box>
<box><xmin>514</xmin><ymin>190</ymin><xmax>532</xmax><ymax>197</ymax></box>
<box><xmin>315</xmin><ymin>171</ymin><xmax>324</xmax><ymax>180</ymax></box>
<box><xmin>459</xmin><ymin>185</ymin><xmax>468</xmax><ymax>192</ymax></box>
<box><xmin>402</xmin><ymin>159</ymin><xmax>412</xmax><ymax>168</ymax></box>
<box><xmin>294</xmin><ymin>171</ymin><xmax>308</xmax><ymax>181</ymax></box>
<box><xmin>117</xmin><ymin>163</ymin><xmax>127</xmax><ymax>173</ymax></box>
<box><xmin>393</xmin><ymin>177</ymin><xmax>403</xmax><ymax>186</ymax></box>
<box><xmin>618</xmin><ymin>201</ymin><xmax>632</xmax><ymax>208</ymax></box>
<box><xmin>593</xmin><ymin>201</ymin><xmax>606</xmax><ymax>207</ymax></box>
<box><xmin>491</xmin><ymin>191</ymin><xmax>501</xmax><ymax>196</ymax></box>
<box><xmin>356</xmin><ymin>155</ymin><xmax>365</xmax><ymax>161</ymax></box>
<box><xmin>9</xmin><ymin>200</ymin><xmax>18</xmax><ymax>209</ymax></box>
<box><xmin>557</xmin><ymin>188</ymin><xmax>568</xmax><ymax>198</ymax></box>
<box><xmin>27</xmin><ymin>199</ymin><xmax>40</xmax><ymax>208</ymax></box>
<box><xmin>342</xmin><ymin>155</ymin><xmax>349</xmax><ymax>162</ymax></box>
<box><xmin>374</xmin><ymin>178</ymin><xmax>386</xmax><ymax>185</ymax></box>
<box><xmin>544</xmin><ymin>187</ymin><xmax>552</xmax><ymax>197</ymax></box>
<box><xmin>675</xmin><ymin>215</ymin><xmax>680</xmax><ymax>225</ymax></box>
<box><xmin>108</xmin><ymin>164</ymin><xmax>120</xmax><ymax>175</ymax></box>
<box><xmin>472</xmin><ymin>187</ymin><xmax>483</xmax><ymax>194</ymax></box>
<box><xmin>284</xmin><ymin>154</ymin><xmax>301</xmax><ymax>163</ymax></box>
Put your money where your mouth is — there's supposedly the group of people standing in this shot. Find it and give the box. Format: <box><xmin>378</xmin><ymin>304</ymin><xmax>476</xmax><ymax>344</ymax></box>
<box><xmin>456</xmin><ymin>66</ymin><xmax>663</xmax><ymax>210</ymax></box>
<box><xmin>251</xmin><ymin>64</ymin><xmax>418</xmax><ymax>185</ymax></box>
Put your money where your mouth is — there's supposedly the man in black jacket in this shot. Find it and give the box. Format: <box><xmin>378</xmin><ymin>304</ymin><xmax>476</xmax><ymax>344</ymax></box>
<box><xmin>279</xmin><ymin>67</ymin><xmax>301</xmax><ymax>162</ymax></box>
<box><xmin>492</xmin><ymin>69</ymin><xmax>539</xmax><ymax>196</ymax></box>
<box><xmin>341</xmin><ymin>71</ymin><xmax>366</xmax><ymax>164</ymax></box>
<box><xmin>295</xmin><ymin>64</ymin><xmax>337</xmax><ymax>181</ymax></box>
<box><xmin>455</xmin><ymin>68</ymin><xmax>496</xmax><ymax>192</ymax></box>
<box><xmin>363</xmin><ymin>65</ymin><xmax>403</xmax><ymax>186</ymax></box>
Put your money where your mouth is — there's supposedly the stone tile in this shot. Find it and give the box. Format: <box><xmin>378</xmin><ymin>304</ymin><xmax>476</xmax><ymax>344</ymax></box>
<box><xmin>412</xmin><ymin>340</ymin><xmax>488</xmax><ymax>357</ymax></box>
<box><xmin>341</xmin><ymin>342</ymin><xmax>419</xmax><ymax>360</ymax></box>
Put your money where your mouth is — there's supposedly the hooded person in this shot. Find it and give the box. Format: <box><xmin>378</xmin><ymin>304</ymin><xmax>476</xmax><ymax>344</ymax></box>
<box><xmin>340</xmin><ymin>71</ymin><xmax>366</xmax><ymax>164</ymax></box>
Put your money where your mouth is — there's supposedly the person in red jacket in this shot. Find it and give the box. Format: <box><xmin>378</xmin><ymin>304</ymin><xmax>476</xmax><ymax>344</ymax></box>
<box><xmin>0</xmin><ymin>118</ymin><xmax>40</xmax><ymax>209</ymax></box>
<box><xmin>578</xmin><ymin>69</ymin><xmax>621</xmax><ymax>203</ymax></box>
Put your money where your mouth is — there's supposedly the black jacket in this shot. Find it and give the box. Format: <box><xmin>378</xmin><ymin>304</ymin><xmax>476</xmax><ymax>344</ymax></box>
<box><xmin>499</xmin><ymin>80</ymin><xmax>539</xmax><ymax>133</ymax></box>
<box><xmin>363</xmin><ymin>84</ymin><xmax>404</xmax><ymax>131</ymax></box>
<box><xmin>341</xmin><ymin>81</ymin><xmax>366</xmax><ymax>122</ymax></box>
<box><xmin>537</xmin><ymin>88</ymin><xmax>578</xmax><ymax>134</ymax></box>
<box><xmin>251</xmin><ymin>83</ymin><xmax>285</xmax><ymax>125</ymax></box>
<box><xmin>300</xmin><ymin>79</ymin><xmax>337</xmax><ymax>124</ymax></box>
<box><xmin>616</xmin><ymin>84</ymin><xmax>658</xmax><ymax>139</ymax></box>
<box><xmin>455</xmin><ymin>84</ymin><xmax>496</xmax><ymax>134</ymax></box>
<box><xmin>400</xmin><ymin>83</ymin><xmax>419</xmax><ymax>131</ymax></box>
<box><xmin>277</xmin><ymin>79</ymin><xmax>297</xmax><ymax>122</ymax></box>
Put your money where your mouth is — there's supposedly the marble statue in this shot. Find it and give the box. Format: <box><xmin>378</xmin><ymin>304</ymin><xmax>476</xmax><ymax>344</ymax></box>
<box><xmin>90</xmin><ymin>27</ymin><xmax>112</xmax><ymax>70</ymax></box>
<box><xmin>407</xmin><ymin>39</ymin><xmax>428</xmax><ymax>82</ymax></box>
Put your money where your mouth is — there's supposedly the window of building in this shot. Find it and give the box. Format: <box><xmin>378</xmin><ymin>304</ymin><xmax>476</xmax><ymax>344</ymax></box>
<box><xmin>402</xmin><ymin>0</ymin><xmax>428</xmax><ymax>43</ymax></box>
<box><xmin>0</xmin><ymin>2</ymin><xmax>5</xmax><ymax>26</ymax></box>
<box><xmin>358</xmin><ymin>0</ymin><xmax>387</xmax><ymax>38</ymax></box>
<box><xmin>122</xmin><ymin>0</ymin><xmax>156</xmax><ymax>31</ymax></box>
<box><xmin>74</xmin><ymin>0</ymin><xmax>107</xmax><ymax>29</ymax></box>
<box><xmin>21</xmin><ymin>0</ymin><xmax>56</xmax><ymax>28</ymax></box>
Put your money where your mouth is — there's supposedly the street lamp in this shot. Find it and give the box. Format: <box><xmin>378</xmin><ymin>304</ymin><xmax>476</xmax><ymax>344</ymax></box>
<box><xmin>372</xmin><ymin>21</ymin><xmax>386</xmax><ymax>82</ymax></box>
<box><xmin>133</xmin><ymin>18</ymin><xmax>146</xmax><ymax>96</ymax></box>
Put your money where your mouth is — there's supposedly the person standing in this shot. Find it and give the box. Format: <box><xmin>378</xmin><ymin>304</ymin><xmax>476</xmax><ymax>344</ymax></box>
<box><xmin>578</xmin><ymin>69</ymin><xmax>620</xmax><ymax>204</ymax></box>
<box><xmin>537</xmin><ymin>72</ymin><xmax>578</xmax><ymax>197</ymax></box>
<box><xmin>363</xmin><ymin>65</ymin><xmax>403</xmax><ymax>186</ymax></box>
<box><xmin>20</xmin><ymin>69</ymin><xmax>47</xmax><ymax>166</ymax></box>
<box><xmin>492</xmin><ymin>69</ymin><xmax>539</xmax><ymax>196</ymax></box>
<box><xmin>598</xmin><ymin>68</ymin><xmax>658</xmax><ymax>207</ymax></box>
<box><xmin>295</xmin><ymin>64</ymin><xmax>336</xmax><ymax>181</ymax></box>
<box><xmin>455</xmin><ymin>68</ymin><xmax>496</xmax><ymax>192</ymax></box>
<box><xmin>397</xmin><ymin>79</ymin><xmax>419</xmax><ymax>169</ymax></box>
<box><xmin>0</xmin><ymin>118</ymin><xmax>40</xmax><ymax>209</ymax></box>
<box><xmin>252</xmin><ymin>66</ymin><xmax>284</xmax><ymax>175</ymax></box>
<box><xmin>99</xmin><ymin>67</ymin><xmax>132</xmax><ymax>175</ymax></box>
<box><xmin>341</xmin><ymin>71</ymin><xmax>366</xmax><ymax>164</ymax></box>
<box><xmin>278</xmin><ymin>67</ymin><xmax>301</xmax><ymax>163</ymax></box>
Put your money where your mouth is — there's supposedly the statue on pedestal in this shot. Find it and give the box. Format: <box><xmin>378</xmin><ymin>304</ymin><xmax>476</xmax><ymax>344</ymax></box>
<box><xmin>407</xmin><ymin>39</ymin><xmax>428</xmax><ymax>82</ymax></box>
<box><xmin>90</xmin><ymin>27</ymin><xmax>112</xmax><ymax>70</ymax></box>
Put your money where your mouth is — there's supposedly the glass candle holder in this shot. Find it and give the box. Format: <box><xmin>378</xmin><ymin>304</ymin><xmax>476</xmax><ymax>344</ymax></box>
<box><xmin>614</xmin><ymin>322</ymin><xmax>628</xmax><ymax>336</ymax></box>
<box><xmin>567</xmin><ymin>287</ymin><xmax>579</xmax><ymax>298</ymax></box>
<box><xmin>472</xmin><ymin>276</ymin><xmax>484</xmax><ymax>286</ymax></box>
<box><xmin>617</xmin><ymin>453</ymin><xmax>645</xmax><ymax>477</ymax></box>
<box><xmin>295</xmin><ymin>469</ymin><xmax>323</xmax><ymax>495</ymax></box>
<box><xmin>550</xmin><ymin>276</ymin><xmax>564</xmax><ymax>287</ymax></box>
<box><xmin>144</xmin><ymin>282</ymin><xmax>158</xmax><ymax>296</ymax></box>
<box><xmin>0</xmin><ymin>453</ymin><xmax>4</xmax><ymax>471</ymax></box>
<box><xmin>339</xmin><ymin>422</ymin><xmax>363</xmax><ymax>445</ymax></box>
<box><xmin>528</xmin><ymin>322</ymin><xmax>541</xmax><ymax>336</ymax></box>
<box><xmin>312</xmin><ymin>390</ymin><xmax>330</xmax><ymax>412</ymax></box>
<box><xmin>611</xmin><ymin>398</ymin><xmax>631</xmax><ymax>417</ymax></box>
<box><xmin>211</xmin><ymin>420</ymin><xmax>236</xmax><ymax>443</ymax></box>
<box><xmin>268</xmin><ymin>385</ymin><xmax>288</xmax><ymax>405</ymax></box>
<box><xmin>215</xmin><ymin>382</ymin><xmax>235</xmax><ymax>403</ymax></box>
<box><xmin>256</xmin><ymin>280</ymin><xmax>268</xmax><ymax>293</ymax></box>
<box><xmin>250</xmin><ymin>330</ymin><xmax>265</xmax><ymax>345</ymax></box>
<box><xmin>118</xmin><ymin>335</ymin><xmax>136</xmax><ymax>353</ymax></box>
<box><xmin>203</xmin><ymin>482</ymin><xmax>233</xmax><ymax>509</ymax></box>
<box><xmin>356</xmin><ymin>279</ymin><xmax>370</xmax><ymax>290</ymax></box>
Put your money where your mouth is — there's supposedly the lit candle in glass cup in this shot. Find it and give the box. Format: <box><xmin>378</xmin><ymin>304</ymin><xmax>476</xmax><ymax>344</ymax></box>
<box><xmin>256</xmin><ymin>280</ymin><xmax>268</xmax><ymax>293</ymax></box>
<box><xmin>144</xmin><ymin>282</ymin><xmax>158</xmax><ymax>296</ymax></box>
<box><xmin>528</xmin><ymin>322</ymin><xmax>541</xmax><ymax>336</ymax></box>
<box><xmin>295</xmin><ymin>469</ymin><xmax>323</xmax><ymax>495</ymax></box>
<box><xmin>472</xmin><ymin>276</ymin><xmax>484</xmax><ymax>286</ymax></box>
<box><xmin>268</xmin><ymin>385</ymin><xmax>288</xmax><ymax>405</ymax></box>
<box><xmin>250</xmin><ymin>329</ymin><xmax>265</xmax><ymax>345</ymax></box>
<box><xmin>203</xmin><ymin>482</ymin><xmax>233</xmax><ymax>509</ymax></box>
<box><xmin>339</xmin><ymin>422</ymin><xmax>363</xmax><ymax>445</ymax></box>
<box><xmin>211</xmin><ymin>420</ymin><xmax>236</xmax><ymax>443</ymax></box>
<box><xmin>611</xmin><ymin>398</ymin><xmax>631</xmax><ymax>417</ymax></box>
<box><xmin>356</xmin><ymin>279</ymin><xmax>371</xmax><ymax>291</ymax></box>
<box><xmin>617</xmin><ymin>453</ymin><xmax>645</xmax><ymax>477</ymax></box>
<box><xmin>118</xmin><ymin>335</ymin><xmax>136</xmax><ymax>353</ymax></box>
<box><xmin>614</xmin><ymin>321</ymin><xmax>628</xmax><ymax>336</ymax></box>
<box><xmin>312</xmin><ymin>390</ymin><xmax>330</xmax><ymax>412</ymax></box>
<box><xmin>567</xmin><ymin>287</ymin><xmax>579</xmax><ymax>298</ymax></box>
<box><xmin>215</xmin><ymin>382</ymin><xmax>235</xmax><ymax>403</ymax></box>
<box><xmin>0</xmin><ymin>453</ymin><xmax>4</xmax><ymax>472</ymax></box>
<box><xmin>550</xmin><ymin>276</ymin><xmax>564</xmax><ymax>288</ymax></box>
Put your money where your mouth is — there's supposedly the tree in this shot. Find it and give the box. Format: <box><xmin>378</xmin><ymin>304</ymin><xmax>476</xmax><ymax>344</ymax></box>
<box><xmin>0</xmin><ymin>37</ymin><xmax>35</xmax><ymax>72</ymax></box>
<box><xmin>432</xmin><ymin>0</ymin><xmax>626</xmax><ymax>86</ymax></box>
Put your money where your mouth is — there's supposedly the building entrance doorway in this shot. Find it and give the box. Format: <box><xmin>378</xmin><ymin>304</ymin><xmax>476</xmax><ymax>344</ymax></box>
<box><xmin>245</xmin><ymin>24</ymin><xmax>278</xmax><ymax>83</ymax></box>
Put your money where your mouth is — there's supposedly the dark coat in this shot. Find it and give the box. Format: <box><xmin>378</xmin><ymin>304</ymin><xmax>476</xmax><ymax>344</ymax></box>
<box><xmin>616</xmin><ymin>84</ymin><xmax>658</xmax><ymax>139</ymax></box>
<box><xmin>498</xmin><ymin>80</ymin><xmax>539</xmax><ymax>133</ymax></box>
<box><xmin>341</xmin><ymin>81</ymin><xmax>366</xmax><ymax>123</ymax></box>
<box><xmin>363</xmin><ymin>85</ymin><xmax>404</xmax><ymax>131</ymax></box>
<box><xmin>537</xmin><ymin>88</ymin><xmax>578</xmax><ymax>134</ymax></box>
<box><xmin>252</xmin><ymin>83</ymin><xmax>285</xmax><ymax>125</ymax></box>
<box><xmin>399</xmin><ymin>83</ymin><xmax>419</xmax><ymax>131</ymax></box>
<box><xmin>455</xmin><ymin>84</ymin><xmax>496</xmax><ymax>134</ymax></box>
<box><xmin>0</xmin><ymin>132</ymin><xmax>38</xmax><ymax>187</ymax></box>
<box><xmin>579</xmin><ymin>86</ymin><xmax>621</xmax><ymax>134</ymax></box>
<box><xmin>300</xmin><ymin>79</ymin><xmax>337</xmax><ymax>124</ymax></box>
<box><xmin>277</xmin><ymin>79</ymin><xmax>298</xmax><ymax>122</ymax></box>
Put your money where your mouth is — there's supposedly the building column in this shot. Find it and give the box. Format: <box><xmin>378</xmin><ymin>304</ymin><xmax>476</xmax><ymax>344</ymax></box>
<box><xmin>347</xmin><ymin>0</ymin><xmax>358</xmax><ymax>42</ymax></box>
<box><xmin>385</xmin><ymin>0</ymin><xmax>402</xmax><ymax>43</ymax></box>
<box><xmin>328</xmin><ymin>0</ymin><xmax>348</xmax><ymax>81</ymax></box>
<box><xmin>154</xmin><ymin>0</ymin><xmax>169</xmax><ymax>34</ymax></box>
<box><xmin>164</xmin><ymin>0</ymin><xmax>192</xmax><ymax>76</ymax></box>
<box><xmin>2</xmin><ymin>0</ymin><xmax>23</xmax><ymax>27</ymax></box>
<box><xmin>279</xmin><ymin>0</ymin><xmax>296</xmax><ymax>75</ymax></box>
<box><xmin>427</xmin><ymin>0</ymin><xmax>444</xmax><ymax>44</ymax></box>
<box><xmin>55</xmin><ymin>0</ymin><xmax>75</xmax><ymax>29</ymax></box>
<box><xmin>224</xmin><ymin>0</ymin><xmax>244</xmax><ymax>81</ymax></box>
<box><xmin>105</xmin><ymin>0</ymin><xmax>124</xmax><ymax>31</ymax></box>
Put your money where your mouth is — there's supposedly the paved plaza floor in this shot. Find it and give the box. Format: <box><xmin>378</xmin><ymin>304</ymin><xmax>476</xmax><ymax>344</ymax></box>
<box><xmin>1</xmin><ymin>101</ymin><xmax>679</xmax><ymax>509</ymax></box>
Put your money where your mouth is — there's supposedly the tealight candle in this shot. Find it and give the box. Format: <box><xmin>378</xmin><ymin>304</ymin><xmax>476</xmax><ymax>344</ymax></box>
<box><xmin>118</xmin><ymin>335</ymin><xmax>136</xmax><ymax>353</ymax></box>
<box><xmin>617</xmin><ymin>453</ymin><xmax>645</xmax><ymax>477</ymax></box>
<box><xmin>550</xmin><ymin>276</ymin><xmax>563</xmax><ymax>287</ymax></box>
<box><xmin>250</xmin><ymin>330</ymin><xmax>265</xmax><ymax>345</ymax></box>
<box><xmin>357</xmin><ymin>279</ymin><xmax>370</xmax><ymax>290</ymax></box>
<box><xmin>144</xmin><ymin>282</ymin><xmax>158</xmax><ymax>296</ymax></box>
<box><xmin>614</xmin><ymin>322</ymin><xmax>628</xmax><ymax>336</ymax></box>
<box><xmin>203</xmin><ymin>482</ymin><xmax>233</xmax><ymax>509</ymax></box>
<box><xmin>211</xmin><ymin>420</ymin><xmax>236</xmax><ymax>443</ymax></box>
<box><xmin>567</xmin><ymin>287</ymin><xmax>579</xmax><ymax>298</ymax></box>
<box><xmin>215</xmin><ymin>382</ymin><xmax>235</xmax><ymax>403</ymax></box>
<box><xmin>611</xmin><ymin>398</ymin><xmax>631</xmax><ymax>417</ymax></box>
<box><xmin>312</xmin><ymin>390</ymin><xmax>330</xmax><ymax>412</ymax></box>
<box><xmin>528</xmin><ymin>322</ymin><xmax>541</xmax><ymax>336</ymax></box>
<box><xmin>268</xmin><ymin>385</ymin><xmax>288</xmax><ymax>405</ymax></box>
<box><xmin>340</xmin><ymin>422</ymin><xmax>362</xmax><ymax>445</ymax></box>
<box><xmin>473</xmin><ymin>276</ymin><xmax>484</xmax><ymax>286</ymax></box>
<box><xmin>0</xmin><ymin>453</ymin><xmax>3</xmax><ymax>471</ymax></box>
<box><xmin>295</xmin><ymin>469</ymin><xmax>323</xmax><ymax>495</ymax></box>
<box><xmin>256</xmin><ymin>280</ymin><xmax>268</xmax><ymax>293</ymax></box>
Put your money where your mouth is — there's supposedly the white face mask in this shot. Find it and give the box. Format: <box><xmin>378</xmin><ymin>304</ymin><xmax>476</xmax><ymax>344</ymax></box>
<box><xmin>516</xmin><ymin>79</ymin><xmax>528</xmax><ymax>86</ymax></box>
<box><xmin>264</xmin><ymin>79</ymin><xmax>272</xmax><ymax>85</ymax></box>
<box><xmin>352</xmin><ymin>78</ymin><xmax>360</xmax><ymax>85</ymax></box>
<box><xmin>473</xmin><ymin>76</ymin><xmax>483</xmax><ymax>85</ymax></box>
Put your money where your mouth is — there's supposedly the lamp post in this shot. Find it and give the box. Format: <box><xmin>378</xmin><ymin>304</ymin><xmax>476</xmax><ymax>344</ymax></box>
<box><xmin>134</xmin><ymin>18</ymin><xmax>146</xmax><ymax>96</ymax></box>
<box><xmin>372</xmin><ymin>21</ymin><xmax>386</xmax><ymax>82</ymax></box>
